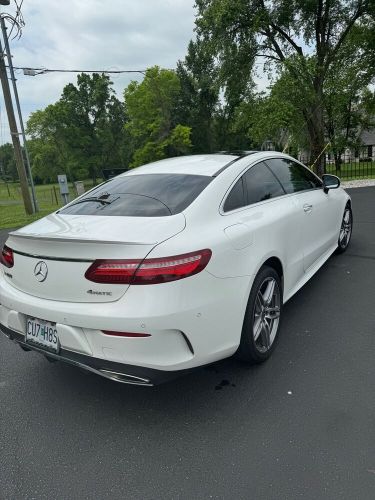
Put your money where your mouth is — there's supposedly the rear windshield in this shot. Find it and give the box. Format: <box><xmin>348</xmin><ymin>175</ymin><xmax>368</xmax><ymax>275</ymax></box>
<box><xmin>58</xmin><ymin>174</ymin><xmax>213</xmax><ymax>217</ymax></box>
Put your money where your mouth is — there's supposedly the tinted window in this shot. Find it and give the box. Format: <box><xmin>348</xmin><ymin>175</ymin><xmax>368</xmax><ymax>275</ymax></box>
<box><xmin>59</xmin><ymin>174</ymin><xmax>212</xmax><ymax>217</ymax></box>
<box><xmin>266</xmin><ymin>158</ymin><xmax>323</xmax><ymax>193</ymax></box>
<box><xmin>223</xmin><ymin>178</ymin><xmax>246</xmax><ymax>212</ymax></box>
<box><xmin>243</xmin><ymin>162</ymin><xmax>285</xmax><ymax>204</ymax></box>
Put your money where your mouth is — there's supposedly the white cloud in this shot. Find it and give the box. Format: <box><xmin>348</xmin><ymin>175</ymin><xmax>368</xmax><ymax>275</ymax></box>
<box><xmin>0</xmin><ymin>0</ymin><xmax>196</xmax><ymax>142</ymax></box>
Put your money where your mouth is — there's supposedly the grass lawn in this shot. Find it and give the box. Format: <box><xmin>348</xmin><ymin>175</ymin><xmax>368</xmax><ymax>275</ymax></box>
<box><xmin>0</xmin><ymin>180</ymin><xmax>99</xmax><ymax>229</ymax></box>
<box><xmin>325</xmin><ymin>161</ymin><xmax>375</xmax><ymax>179</ymax></box>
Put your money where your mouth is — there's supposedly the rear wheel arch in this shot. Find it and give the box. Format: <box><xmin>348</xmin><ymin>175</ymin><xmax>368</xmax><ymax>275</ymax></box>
<box><xmin>262</xmin><ymin>257</ymin><xmax>283</xmax><ymax>279</ymax></box>
<box><xmin>258</xmin><ymin>256</ymin><xmax>284</xmax><ymax>293</ymax></box>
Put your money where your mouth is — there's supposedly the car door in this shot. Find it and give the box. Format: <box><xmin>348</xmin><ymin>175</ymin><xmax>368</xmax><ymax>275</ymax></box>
<box><xmin>266</xmin><ymin>158</ymin><xmax>340</xmax><ymax>272</ymax></box>
<box><xmin>221</xmin><ymin>161</ymin><xmax>305</xmax><ymax>294</ymax></box>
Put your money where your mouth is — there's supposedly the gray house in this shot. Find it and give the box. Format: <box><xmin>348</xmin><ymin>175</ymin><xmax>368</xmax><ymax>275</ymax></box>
<box><xmin>324</xmin><ymin>128</ymin><xmax>375</xmax><ymax>164</ymax></box>
<box><xmin>356</xmin><ymin>129</ymin><xmax>375</xmax><ymax>159</ymax></box>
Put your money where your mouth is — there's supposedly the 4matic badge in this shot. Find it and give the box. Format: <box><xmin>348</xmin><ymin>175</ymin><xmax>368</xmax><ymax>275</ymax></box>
<box><xmin>87</xmin><ymin>289</ymin><xmax>112</xmax><ymax>296</ymax></box>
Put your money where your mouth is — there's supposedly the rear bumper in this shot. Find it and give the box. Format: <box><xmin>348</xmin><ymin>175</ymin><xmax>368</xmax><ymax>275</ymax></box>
<box><xmin>0</xmin><ymin>271</ymin><xmax>251</xmax><ymax>371</ymax></box>
<box><xmin>0</xmin><ymin>324</ymin><xmax>193</xmax><ymax>386</ymax></box>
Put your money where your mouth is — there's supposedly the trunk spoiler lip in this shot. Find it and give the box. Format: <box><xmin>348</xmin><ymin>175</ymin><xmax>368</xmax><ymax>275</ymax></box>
<box><xmin>8</xmin><ymin>231</ymin><xmax>156</xmax><ymax>246</ymax></box>
<box><xmin>11</xmin><ymin>248</ymin><xmax>94</xmax><ymax>263</ymax></box>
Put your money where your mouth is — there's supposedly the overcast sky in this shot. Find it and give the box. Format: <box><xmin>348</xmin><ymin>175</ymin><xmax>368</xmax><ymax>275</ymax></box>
<box><xmin>0</xmin><ymin>0</ymin><xmax>267</xmax><ymax>144</ymax></box>
<box><xmin>0</xmin><ymin>0</ymin><xmax>197</xmax><ymax>142</ymax></box>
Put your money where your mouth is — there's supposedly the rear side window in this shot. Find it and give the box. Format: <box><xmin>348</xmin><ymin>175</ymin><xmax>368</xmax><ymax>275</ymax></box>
<box><xmin>59</xmin><ymin>174</ymin><xmax>213</xmax><ymax>217</ymax></box>
<box><xmin>243</xmin><ymin>162</ymin><xmax>285</xmax><ymax>204</ymax></box>
<box><xmin>223</xmin><ymin>161</ymin><xmax>285</xmax><ymax>212</ymax></box>
<box><xmin>223</xmin><ymin>178</ymin><xmax>246</xmax><ymax>212</ymax></box>
<box><xmin>266</xmin><ymin>158</ymin><xmax>323</xmax><ymax>193</ymax></box>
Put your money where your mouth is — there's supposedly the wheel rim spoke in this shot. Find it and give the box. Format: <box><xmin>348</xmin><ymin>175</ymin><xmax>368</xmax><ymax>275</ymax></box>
<box><xmin>262</xmin><ymin>279</ymin><xmax>275</xmax><ymax>306</ymax></box>
<box><xmin>260</xmin><ymin>319</ymin><xmax>271</xmax><ymax>349</ymax></box>
<box><xmin>253</xmin><ymin>316</ymin><xmax>263</xmax><ymax>341</ymax></box>
<box><xmin>255</xmin><ymin>293</ymin><xmax>263</xmax><ymax>312</ymax></box>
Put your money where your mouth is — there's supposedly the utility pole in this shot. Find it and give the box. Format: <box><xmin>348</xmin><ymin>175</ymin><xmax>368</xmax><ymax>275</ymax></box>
<box><xmin>1</xmin><ymin>17</ymin><xmax>37</xmax><ymax>211</ymax></box>
<box><xmin>0</xmin><ymin>23</ymin><xmax>34</xmax><ymax>214</ymax></box>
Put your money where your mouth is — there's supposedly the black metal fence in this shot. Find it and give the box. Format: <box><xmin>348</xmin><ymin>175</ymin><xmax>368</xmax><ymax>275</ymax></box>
<box><xmin>298</xmin><ymin>154</ymin><xmax>375</xmax><ymax>179</ymax></box>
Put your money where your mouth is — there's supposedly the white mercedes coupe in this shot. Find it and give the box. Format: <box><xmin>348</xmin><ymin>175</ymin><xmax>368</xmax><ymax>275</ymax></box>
<box><xmin>0</xmin><ymin>152</ymin><xmax>352</xmax><ymax>385</ymax></box>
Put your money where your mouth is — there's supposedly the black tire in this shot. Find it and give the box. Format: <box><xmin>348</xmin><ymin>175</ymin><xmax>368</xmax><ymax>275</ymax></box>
<box><xmin>335</xmin><ymin>204</ymin><xmax>353</xmax><ymax>254</ymax></box>
<box><xmin>237</xmin><ymin>266</ymin><xmax>283</xmax><ymax>364</ymax></box>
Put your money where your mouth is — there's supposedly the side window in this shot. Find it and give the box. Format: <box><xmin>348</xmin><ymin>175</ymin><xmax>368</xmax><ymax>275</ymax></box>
<box><xmin>223</xmin><ymin>177</ymin><xmax>246</xmax><ymax>212</ymax></box>
<box><xmin>266</xmin><ymin>158</ymin><xmax>323</xmax><ymax>194</ymax></box>
<box><xmin>242</xmin><ymin>161</ymin><xmax>285</xmax><ymax>204</ymax></box>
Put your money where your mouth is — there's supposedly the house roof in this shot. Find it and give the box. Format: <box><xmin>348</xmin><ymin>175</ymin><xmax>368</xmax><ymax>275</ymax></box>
<box><xmin>360</xmin><ymin>129</ymin><xmax>375</xmax><ymax>146</ymax></box>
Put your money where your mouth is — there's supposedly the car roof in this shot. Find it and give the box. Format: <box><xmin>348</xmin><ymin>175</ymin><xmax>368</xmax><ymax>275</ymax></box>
<box><xmin>120</xmin><ymin>153</ymin><xmax>258</xmax><ymax>178</ymax></box>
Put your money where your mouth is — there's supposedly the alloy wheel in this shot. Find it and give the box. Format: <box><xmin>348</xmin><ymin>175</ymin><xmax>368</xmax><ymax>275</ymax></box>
<box><xmin>253</xmin><ymin>277</ymin><xmax>281</xmax><ymax>353</ymax></box>
<box><xmin>339</xmin><ymin>207</ymin><xmax>352</xmax><ymax>249</ymax></box>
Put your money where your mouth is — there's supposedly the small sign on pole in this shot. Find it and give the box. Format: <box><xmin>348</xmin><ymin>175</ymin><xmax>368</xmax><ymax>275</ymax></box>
<box><xmin>57</xmin><ymin>174</ymin><xmax>69</xmax><ymax>204</ymax></box>
<box><xmin>74</xmin><ymin>181</ymin><xmax>85</xmax><ymax>196</ymax></box>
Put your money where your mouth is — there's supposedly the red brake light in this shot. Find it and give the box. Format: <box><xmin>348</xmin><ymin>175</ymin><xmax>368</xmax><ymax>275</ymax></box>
<box><xmin>1</xmin><ymin>245</ymin><xmax>14</xmax><ymax>268</ymax></box>
<box><xmin>85</xmin><ymin>260</ymin><xmax>139</xmax><ymax>283</ymax></box>
<box><xmin>85</xmin><ymin>249</ymin><xmax>212</xmax><ymax>285</ymax></box>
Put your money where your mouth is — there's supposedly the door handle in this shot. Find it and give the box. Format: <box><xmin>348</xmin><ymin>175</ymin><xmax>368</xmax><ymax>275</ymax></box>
<box><xmin>303</xmin><ymin>203</ymin><xmax>313</xmax><ymax>212</ymax></box>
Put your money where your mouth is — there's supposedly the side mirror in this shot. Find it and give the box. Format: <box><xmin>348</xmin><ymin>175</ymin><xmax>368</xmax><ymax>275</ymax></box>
<box><xmin>322</xmin><ymin>174</ymin><xmax>340</xmax><ymax>193</ymax></box>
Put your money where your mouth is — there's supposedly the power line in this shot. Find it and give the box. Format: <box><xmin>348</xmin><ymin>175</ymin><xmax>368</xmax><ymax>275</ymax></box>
<box><xmin>11</xmin><ymin>66</ymin><xmax>148</xmax><ymax>76</ymax></box>
<box><xmin>7</xmin><ymin>0</ymin><xmax>24</xmax><ymax>39</ymax></box>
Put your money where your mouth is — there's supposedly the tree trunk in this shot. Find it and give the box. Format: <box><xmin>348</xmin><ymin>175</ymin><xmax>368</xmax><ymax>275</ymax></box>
<box><xmin>305</xmin><ymin>81</ymin><xmax>326</xmax><ymax>178</ymax></box>
<box><xmin>311</xmin><ymin>139</ymin><xmax>326</xmax><ymax>177</ymax></box>
<box><xmin>333</xmin><ymin>152</ymin><xmax>342</xmax><ymax>172</ymax></box>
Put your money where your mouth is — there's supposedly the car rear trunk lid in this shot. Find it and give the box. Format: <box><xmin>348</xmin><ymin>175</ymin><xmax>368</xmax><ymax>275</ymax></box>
<box><xmin>3</xmin><ymin>213</ymin><xmax>185</xmax><ymax>303</ymax></box>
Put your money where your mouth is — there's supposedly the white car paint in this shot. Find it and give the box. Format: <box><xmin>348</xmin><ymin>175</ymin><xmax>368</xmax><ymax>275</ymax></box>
<box><xmin>0</xmin><ymin>152</ymin><xmax>350</xmax><ymax>384</ymax></box>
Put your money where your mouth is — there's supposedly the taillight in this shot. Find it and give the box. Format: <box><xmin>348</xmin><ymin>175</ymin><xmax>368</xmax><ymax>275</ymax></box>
<box><xmin>1</xmin><ymin>245</ymin><xmax>14</xmax><ymax>268</ymax></box>
<box><xmin>85</xmin><ymin>249</ymin><xmax>212</xmax><ymax>285</ymax></box>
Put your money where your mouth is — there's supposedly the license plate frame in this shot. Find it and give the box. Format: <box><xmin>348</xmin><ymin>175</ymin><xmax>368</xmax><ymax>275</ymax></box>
<box><xmin>26</xmin><ymin>317</ymin><xmax>60</xmax><ymax>353</ymax></box>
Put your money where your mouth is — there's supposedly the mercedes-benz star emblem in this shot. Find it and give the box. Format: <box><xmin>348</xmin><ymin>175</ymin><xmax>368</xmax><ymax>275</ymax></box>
<box><xmin>34</xmin><ymin>261</ymin><xmax>48</xmax><ymax>282</ymax></box>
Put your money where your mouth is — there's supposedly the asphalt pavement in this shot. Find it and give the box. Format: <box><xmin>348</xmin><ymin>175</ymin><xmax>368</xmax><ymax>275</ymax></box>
<box><xmin>1</xmin><ymin>187</ymin><xmax>375</xmax><ymax>500</ymax></box>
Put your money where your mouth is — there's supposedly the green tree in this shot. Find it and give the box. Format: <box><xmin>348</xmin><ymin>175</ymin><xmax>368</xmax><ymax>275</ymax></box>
<box><xmin>177</xmin><ymin>37</ymin><xmax>254</xmax><ymax>153</ymax></box>
<box><xmin>0</xmin><ymin>143</ymin><xmax>17</xmax><ymax>181</ymax></box>
<box><xmin>176</xmin><ymin>40</ymin><xmax>219</xmax><ymax>153</ymax></box>
<box><xmin>237</xmin><ymin>51</ymin><xmax>375</xmax><ymax>167</ymax></box>
<box><xmin>231</xmin><ymin>70</ymin><xmax>306</xmax><ymax>155</ymax></box>
<box><xmin>60</xmin><ymin>73</ymin><xmax>127</xmax><ymax>181</ymax></box>
<box><xmin>27</xmin><ymin>102</ymin><xmax>71</xmax><ymax>182</ymax></box>
<box><xmin>124</xmin><ymin>66</ymin><xmax>192</xmax><ymax>166</ymax></box>
<box><xmin>195</xmin><ymin>0</ymin><xmax>375</xmax><ymax>175</ymax></box>
<box><xmin>27</xmin><ymin>73</ymin><xmax>128</xmax><ymax>183</ymax></box>
<box><xmin>323</xmin><ymin>31</ymin><xmax>375</xmax><ymax>169</ymax></box>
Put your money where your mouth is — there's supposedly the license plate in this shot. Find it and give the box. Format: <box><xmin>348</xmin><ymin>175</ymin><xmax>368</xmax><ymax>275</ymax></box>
<box><xmin>26</xmin><ymin>317</ymin><xmax>59</xmax><ymax>353</ymax></box>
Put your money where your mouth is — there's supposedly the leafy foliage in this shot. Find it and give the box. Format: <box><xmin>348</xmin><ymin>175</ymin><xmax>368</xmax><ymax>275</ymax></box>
<box><xmin>0</xmin><ymin>143</ymin><xmax>17</xmax><ymax>181</ymax></box>
<box><xmin>124</xmin><ymin>66</ymin><xmax>192</xmax><ymax>166</ymax></box>
<box><xmin>27</xmin><ymin>73</ymin><xmax>129</xmax><ymax>183</ymax></box>
<box><xmin>195</xmin><ymin>0</ymin><xmax>375</xmax><ymax>174</ymax></box>
<box><xmin>16</xmin><ymin>4</ymin><xmax>375</xmax><ymax>187</ymax></box>
<box><xmin>176</xmin><ymin>40</ymin><xmax>219</xmax><ymax>153</ymax></box>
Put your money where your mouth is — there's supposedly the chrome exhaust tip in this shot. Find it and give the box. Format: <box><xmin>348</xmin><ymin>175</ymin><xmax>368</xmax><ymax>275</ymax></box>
<box><xmin>99</xmin><ymin>369</ymin><xmax>153</xmax><ymax>386</ymax></box>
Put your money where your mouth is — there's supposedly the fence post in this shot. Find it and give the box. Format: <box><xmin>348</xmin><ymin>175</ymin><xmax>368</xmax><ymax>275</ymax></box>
<box><xmin>53</xmin><ymin>185</ymin><xmax>58</xmax><ymax>205</ymax></box>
